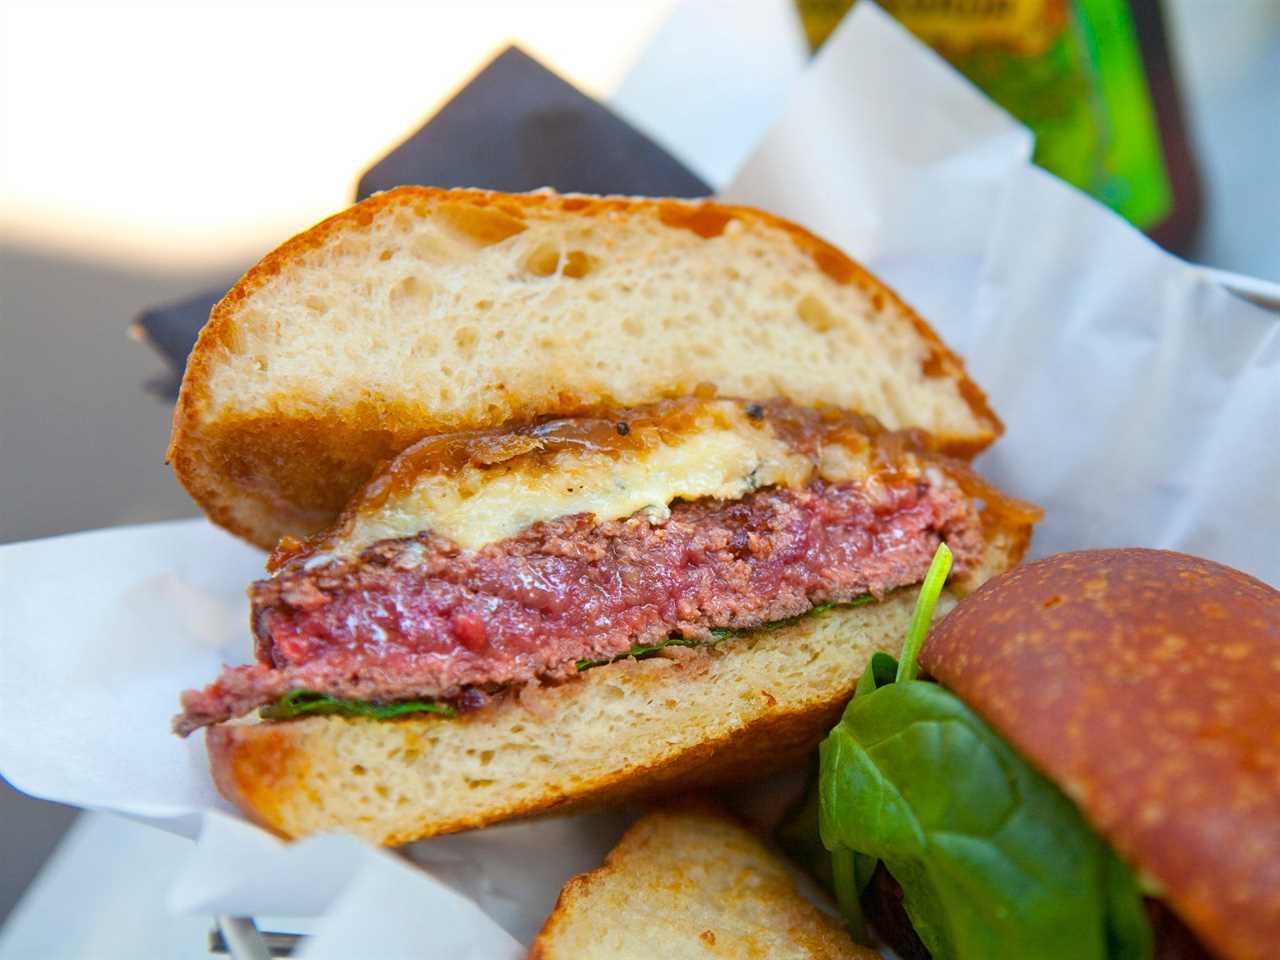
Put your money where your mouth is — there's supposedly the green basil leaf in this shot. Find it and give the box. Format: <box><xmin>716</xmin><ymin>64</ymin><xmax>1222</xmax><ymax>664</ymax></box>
<box><xmin>819</xmin><ymin>679</ymin><xmax>1151</xmax><ymax>959</ymax></box>
<box><xmin>260</xmin><ymin>690</ymin><xmax>455</xmax><ymax>721</ymax></box>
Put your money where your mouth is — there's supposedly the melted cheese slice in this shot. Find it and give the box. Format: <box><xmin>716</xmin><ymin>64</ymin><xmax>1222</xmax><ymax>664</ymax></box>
<box><xmin>320</xmin><ymin>401</ymin><xmax>913</xmax><ymax>557</ymax></box>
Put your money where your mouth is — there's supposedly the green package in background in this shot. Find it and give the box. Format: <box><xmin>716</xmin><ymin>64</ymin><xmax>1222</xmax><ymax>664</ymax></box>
<box><xmin>1070</xmin><ymin>0</ymin><xmax>1172</xmax><ymax>226</ymax></box>
<box><xmin>797</xmin><ymin>0</ymin><xmax>1174</xmax><ymax>229</ymax></box>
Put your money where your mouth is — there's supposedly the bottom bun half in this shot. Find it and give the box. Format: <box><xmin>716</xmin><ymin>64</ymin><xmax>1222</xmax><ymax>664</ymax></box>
<box><xmin>208</xmin><ymin>530</ymin><xmax>1026</xmax><ymax>845</ymax></box>
<box><xmin>208</xmin><ymin>589</ymin><xmax>926</xmax><ymax>845</ymax></box>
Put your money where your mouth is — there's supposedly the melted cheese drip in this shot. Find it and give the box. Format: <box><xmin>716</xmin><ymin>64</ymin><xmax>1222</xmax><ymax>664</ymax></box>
<box><xmin>325</xmin><ymin>402</ymin><xmax>910</xmax><ymax>556</ymax></box>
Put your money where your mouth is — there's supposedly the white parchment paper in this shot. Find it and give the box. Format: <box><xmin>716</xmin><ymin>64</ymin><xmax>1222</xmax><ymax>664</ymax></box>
<box><xmin>722</xmin><ymin>5</ymin><xmax>1279</xmax><ymax>581</ymax></box>
<box><xmin>2</xmin><ymin>4</ymin><xmax>1277</xmax><ymax>955</ymax></box>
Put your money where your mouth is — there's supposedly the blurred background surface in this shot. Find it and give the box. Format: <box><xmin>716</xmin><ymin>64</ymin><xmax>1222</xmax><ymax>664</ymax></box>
<box><xmin>1</xmin><ymin>0</ymin><xmax>1276</xmax><ymax>951</ymax></box>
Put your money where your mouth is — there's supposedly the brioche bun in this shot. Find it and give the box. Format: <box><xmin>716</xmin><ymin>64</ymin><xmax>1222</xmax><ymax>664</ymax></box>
<box><xmin>920</xmin><ymin>549</ymin><xmax>1280</xmax><ymax>960</ymax></box>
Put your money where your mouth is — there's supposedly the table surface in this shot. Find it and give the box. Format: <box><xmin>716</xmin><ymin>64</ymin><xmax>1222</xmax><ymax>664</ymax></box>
<box><xmin>2</xmin><ymin>0</ymin><xmax>1277</xmax><ymax>953</ymax></box>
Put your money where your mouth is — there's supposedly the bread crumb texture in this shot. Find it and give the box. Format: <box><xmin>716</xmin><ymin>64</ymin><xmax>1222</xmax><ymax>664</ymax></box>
<box><xmin>529</xmin><ymin>802</ymin><xmax>878</xmax><ymax>959</ymax></box>
<box><xmin>171</xmin><ymin>188</ymin><xmax>1000</xmax><ymax>549</ymax></box>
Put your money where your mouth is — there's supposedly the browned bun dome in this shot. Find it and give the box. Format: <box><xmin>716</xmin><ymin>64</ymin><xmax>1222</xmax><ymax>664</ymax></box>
<box><xmin>920</xmin><ymin>549</ymin><xmax>1279</xmax><ymax>960</ymax></box>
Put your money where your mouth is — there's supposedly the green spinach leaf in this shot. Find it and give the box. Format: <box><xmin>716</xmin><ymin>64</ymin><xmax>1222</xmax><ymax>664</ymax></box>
<box><xmin>575</xmin><ymin>635</ymin><xmax>701</xmax><ymax>670</ymax></box>
<box><xmin>812</xmin><ymin>544</ymin><xmax>1152</xmax><ymax>959</ymax></box>
<box><xmin>260</xmin><ymin>690</ymin><xmax>456</xmax><ymax>721</ymax></box>
<box><xmin>581</xmin><ymin>595</ymin><xmax>876</xmax><ymax>669</ymax></box>
<box><xmin>711</xmin><ymin>594</ymin><xmax>875</xmax><ymax>642</ymax></box>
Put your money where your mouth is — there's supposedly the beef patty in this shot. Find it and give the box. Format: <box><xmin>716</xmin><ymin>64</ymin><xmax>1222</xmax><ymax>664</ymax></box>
<box><xmin>175</xmin><ymin>474</ymin><xmax>982</xmax><ymax>735</ymax></box>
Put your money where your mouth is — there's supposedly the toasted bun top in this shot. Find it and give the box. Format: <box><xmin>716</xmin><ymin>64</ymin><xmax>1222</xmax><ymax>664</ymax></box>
<box><xmin>920</xmin><ymin>549</ymin><xmax>1280</xmax><ymax>960</ymax></box>
<box><xmin>169</xmin><ymin>187</ymin><xmax>1001</xmax><ymax>549</ymax></box>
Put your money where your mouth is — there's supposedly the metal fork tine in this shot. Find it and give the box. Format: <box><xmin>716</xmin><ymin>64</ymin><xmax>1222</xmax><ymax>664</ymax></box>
<box><xmin>210</xmin><ymin>916</ymin><xmax>302</xmax><ymax>959</ymax></box>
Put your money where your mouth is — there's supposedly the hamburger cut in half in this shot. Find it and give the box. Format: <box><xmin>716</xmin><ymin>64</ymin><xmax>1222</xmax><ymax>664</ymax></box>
<box><xmin>169</xmin><ymin>187</ymin><xmax>1040</xmax><ymax>844</ymax></box>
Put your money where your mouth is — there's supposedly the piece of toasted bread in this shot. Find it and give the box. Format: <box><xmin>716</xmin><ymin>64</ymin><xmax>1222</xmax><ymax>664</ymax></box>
<box><xmin>529</xmin><ymin>802</ymin><xmax>876</xmax><ymax>960</ymax></box>
<box><xmin>170</xmin><ymin>187</ymin><xmax>1002</xmax><ymax>550</ymax></box>
<box><xmin>205</xmin><ymin>523</ymin><xmax>1026</xmax><ymax>845</ymax></box>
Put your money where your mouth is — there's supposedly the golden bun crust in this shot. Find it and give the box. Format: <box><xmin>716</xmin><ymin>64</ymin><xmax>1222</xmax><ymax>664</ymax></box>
<box><xmin>169</xmin><ymin>187</ymin><xmax>1002</xmax><ymax>550</ymax></box>
<box><xmin>920</xmin><ymin>549</ymin><xmax>1280</xmax><ymax>960</ymax></box>
<box><xmin>529</xmin><ymin>800</ymin><xmax>877</xmax><ymax>959</ymax></box>
<box><xmin>203</xmin><ymin>525</ymin><xmax>1027</xmax><ymax>845</ymax></box>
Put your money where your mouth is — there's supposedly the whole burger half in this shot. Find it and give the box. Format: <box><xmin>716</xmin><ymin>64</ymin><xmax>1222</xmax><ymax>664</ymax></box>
<box><xmin>169</xmin><ymin>186</ymin><xmax>1040</xmax><ymax>844</ymax></box>
<box><xmin>794</xmin><ymin>547</ymin><xmax>1278</xmax><ymax>960</ymax></box>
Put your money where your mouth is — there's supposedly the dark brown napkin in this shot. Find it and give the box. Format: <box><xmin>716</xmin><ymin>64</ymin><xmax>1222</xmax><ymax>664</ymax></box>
<box><xmin>134</xmin><ymin>45</ymin><xmax>710</xmax><ymax>395</ymax></box>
